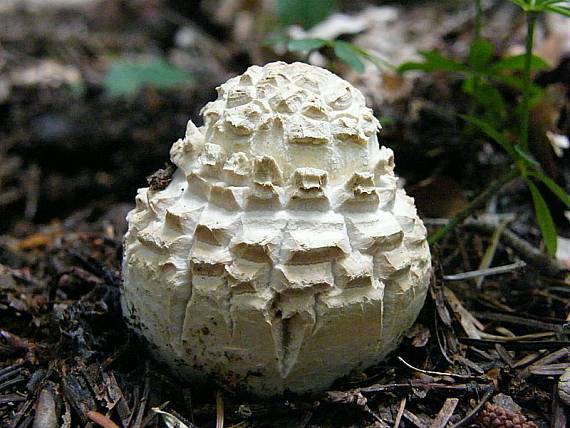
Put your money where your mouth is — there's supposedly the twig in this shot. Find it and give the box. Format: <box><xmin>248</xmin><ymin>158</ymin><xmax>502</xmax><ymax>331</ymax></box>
<box><xmin>131</xmin><ymin>370</ymin><xmax>150</xmax><ymax>428</ymax></box>
<box><xmin>429</xmin><ymin>167</ymin><xmax>519</xmax><ymax>244</ymax></box>
<box><xmin>34</xmin><ymin>387</ymin><xmax>58</xmax><ymax>428</ymax></box>
<box><xmin>495</xmin><ymin>343</ymin><xmax>515</xmax><ymax>368</ymax></box>
<box><xmin>216</xmin><ymin>390</ymin><xmax>224</xmax><ymax>428</ymax></box>
<box><xmin>356</xmin><ymin>382</ymin><xmax>485</xmax><ymax>394</ymax></box>
<box><xmin>430</xmin><ymin>398</ymin><xmax>459</xmax><ymax>428</ymax></box>
<box><xmin>325</xmin><ymin>390</ymin><xmax>389</xmax><ymax>426</ymax></box>
<box><xmin>394</xmin><ymin>397</ymin><xmax>406</xmax><ymax>428</ymax></box>
<box><xmin>398</xmin><ymin>357</ymin><xmax>485</xmax><ymax>380</ymax></box>
<box><xmin>528</xmin><ymin>363</ymin><xmax>569</xmax><ymax>376</ymax></box>
<box><xmin>552</xmin><ymin>383</ymin><xmax>567</xmax><ymax>428</ymax></box>
<box><xmin>449</xmin><ymin>386</ymin><xmax>494</xmax><ymax>428</ymax></box>
<box><xmin>86</xmin><ymin>410</ymin><xmax>121</xmax><ymax>428</ymax></box>
<box><xmin>462</xmin><ymin>221</ymin><xmax>568</xmax><ymax>277</ymax></box>
<box><xmin>475</xmin><ymin>219</ymin><xmax>511</xmax><ymax>289</ymax></box>
<box><xmin>402</xmin><ymin>409</ymin><xmax>429</xmax><ymax>428</ymax></box>
<box><xmin>443</xmin><ymin>260</ymin><xmax>526</xmax><ymax>281</ymax></box>
<box><xmin>0</xmin><ymin>364</ymin><xmax>23</xmax><ymax>383</ymax></box>
<box><xmin>140</xmin><ymin>401</ymin><xmax>168</xmax><ymax>427</ymax></box>
<box><xmin>473</xmin><ymin>312</ymin><xmax>566</xmax><ymax>333</ymax></box>
<box><xmin>459</xmin><ymin>338</ymin><xmax>570</xmax><ymax>350</ymax></box>
<box><xmin>520</xmin><ymin>12</ymin><xmax>538</xmax><ymax>152</ymax></box>
<box><xmin>0</xmin><ymin>394</ymin><xmax>26</xmax><ymax>405</ymax></box>
<box><xmin>519</xmin><ymin>347</ymin><xmax>569</xmax><ymax>379</ymax></box>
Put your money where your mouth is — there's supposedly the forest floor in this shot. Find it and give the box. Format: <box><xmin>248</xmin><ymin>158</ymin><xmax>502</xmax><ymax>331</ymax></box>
<box><xmin>1</xmin><ymin>1</ymin><xmax>569</xmax><ymax>427</ymax></box>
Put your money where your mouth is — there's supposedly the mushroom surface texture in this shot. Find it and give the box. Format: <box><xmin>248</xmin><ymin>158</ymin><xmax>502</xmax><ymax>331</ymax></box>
<box><xmin>121</xmin><ymin>61</ymin><xmax>431</xmax><ymax>396</ymax></box>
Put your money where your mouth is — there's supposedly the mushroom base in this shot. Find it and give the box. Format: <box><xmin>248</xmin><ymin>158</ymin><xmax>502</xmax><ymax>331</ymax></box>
<box><xmin>122</xmin><ymin>258</ymin><xmax>428</xmax><ymax>396</ymax></box>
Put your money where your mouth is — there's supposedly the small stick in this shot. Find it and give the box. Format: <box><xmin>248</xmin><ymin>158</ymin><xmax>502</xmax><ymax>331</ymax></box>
<box><xmin>430</xmin><ymin>398</ymin><xmax>459</xmax><ymax>428</ymax></box>
<box><xmin>398</xmin><ymin>357</ymin><xmax>485</xmax><ymax>381</ymax></box>
<box><xmin>473</xmin><ymin>312</ymin><xmax>565</xmax><ymax>333</ymax></box>
<box><xmin>403</xmin><ymin>409</ymin><xmax>429</xmax><ymax>428</ymax></box>
<box><xmin>443</xmin><ymin>260</ymin><xmax>526</xmax><ymax>281</ymax></box>
<box><xmin>449</xmin><ymin>386</ymin><xmax>494</xmax><ymax>428</ymax></box>
<box><xmin>475</xmin><ymin>219</ymin><xmax>511</xmax><ymax>289</ymax></box>
<box><xmin>429</xmin><ymin>168</ymin><xmax>518</xmax><ymax>244</ymax></box>
<box><xmin>459</xmin><ymin>338</ymin><xmax>570</xmax><ymax>350</ymax></box>
<box><xmin>355</xmin><ymin>382</ymin><xmax>484</xmax><ymax>394</ymax></box>
<box><xmin>393</xmin><ymin>397</ymin><xmax>406</xmax><ymax>428</ymax></box>
<box><xmin>462</xmin><ymin>221</ymin><xmax>568</xmax><ymax>277</ymax></box>
<box><xmin>216</xmin><ymin>390</ymin><xmax>224</xmax><ymax>428</ymax></box>
<box><xmin>519</xmin><ymin>347</ymin><xmax>569</xmax><ymax>379</ymax></box>
<box><xmin>86</xmin><ymin>411</ymin><xmax>120</xmax><ymax>428</ymax></box>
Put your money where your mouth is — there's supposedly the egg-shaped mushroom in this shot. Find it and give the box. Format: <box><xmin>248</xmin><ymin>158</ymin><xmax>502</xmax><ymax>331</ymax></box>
<box><xmin>121</xmin><ymin>62</ymin><xmax>431</xmax><ymax>396</ymax></box>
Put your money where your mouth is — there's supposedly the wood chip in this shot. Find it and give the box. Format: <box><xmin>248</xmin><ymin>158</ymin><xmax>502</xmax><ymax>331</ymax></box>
<box><xmin>430</xmin><ymin>398</ymin><xmax>459</xmax><ymax>428</ymax></box>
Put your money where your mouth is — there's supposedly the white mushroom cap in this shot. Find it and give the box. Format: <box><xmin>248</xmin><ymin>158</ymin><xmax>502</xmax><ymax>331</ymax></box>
<box><xmin>121</xmin><ymin>62</ymin><xmax>431</xmax><ymax>396</ymax></box>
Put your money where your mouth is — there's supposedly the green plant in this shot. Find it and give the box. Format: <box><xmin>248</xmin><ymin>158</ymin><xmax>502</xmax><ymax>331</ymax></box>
<box><xmin>510</xmin><ymin>1</ymin><xmax>570</xmax><ymax>151</ymax></box>
<box><xmin>265</xmin><ymin>37</ymin><xmax>387</xmax><ymax>73</ymax></box>
<box><xmin>267</xmin><ymin>0</ymin><xmax>386</xmax><ymax>73</ymax></box>
<box><xmin>398</xmin><ymin>41</ymin><xmax>547</xmax><ymax>129</ymax></box>
<box><xmin>103</xmin><ymin>57</ymin><xmax>193</xmax><ymax>97</ymax></box>
<box><xmin>399</xmin><ymin>1</ymin><xmax>570</xmax><ymax>255</ymax></box>
<box><xmin>276</xmin><ymin>0</ymin><xmax>337</xmax><ymax>29</ymax></box>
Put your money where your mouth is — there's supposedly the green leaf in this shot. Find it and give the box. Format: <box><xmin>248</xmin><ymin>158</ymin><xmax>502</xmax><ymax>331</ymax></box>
<box><xmin>513</xmin><ymin>145</ymin><xmax>540</xmax><ymax>167</ymax></box>
<box><xmin>538</xmin><ymin>0</ymin><xmax>569</xmax><ymax>5</ymax></box>
<box><xmin>490</xmin><ymin>54</ymin><xmax>549</xmax><ymax>72</ymax></box>
<box><xmin>527</xmin><ymin>180</ymin><xmax>558</xmax><ymax>256</ymax></box>
<box><xmin>462</xmin><ymin>75</ymin><xmax>477</xmax><ymax>94</ymax></box>
<box><xmin>276</xmin><ymin>0</ymin><xmax>336</xmax><ymax>29</ymax></box>
<box><xmin>510</xmin><ymin>0</ymin><xmax>570</xmax><ymax>12</ymax></box>
<box><xmin>397</xmin><ymin>61</ymin><xmax>431</xmax><ymax>73</ymax></box>
<box><xmin>263</xmin><ymin>33</ymin><xmax>289</xmax><ymax>47</ymax></box>
<box><xmin>287</xmin><ymin>38</ymin><xmax>328</xmax><ymax>52</ymax></box>
<box><xmin>469</xmin><ymin>39</ymin><xmax>494</xmax><ymax>70</ymax></box>
<box><xmin>348</xmin><ymin>44</ymin><xmax>393</xmax><ymax>70</ymax></box>
<box><xmin>512</xmin><ymin>85</ymin><xmax>545</xmax><ymax>121</ymax></box>
<box><xmin>530</xmin><ymin>171</ymin><xmax>570</xmax><ymax>208</ymax></box>
<box><xmin>464</xmin><ymin>79</ymin><xmax>507</xmax><ymax>127</ymax></box>
<box><xmin>545</xmin><ymin>4</ymin><xmax>570</xmax><ymax>16</ymax></box>
<box><xmin>490</xmin><ymin>74</ymin><xmax>526</xmax><ymax>89</ymax></box>
<box><xmin>417</xmin><ymin>51</ymin><xmax>466</xmax><ymax>71</ymax></box>
<box><xmin>509</xmin><ymin>0</ymin><xmax>569</xmax><ymax>11</ymax></box>
<box><xmin>539</xmin><ymin>0</ymin><xmax>570</xmax><ymax>6</ymax></box>
<box><xmin>460</xmin><ymin>114</ymin><xmax>515</xmax><ymax>158</ymax></box>
<box><xmin>103</xmin><ymin>58</ymin><xmax>193</xmax><ymax>97</ymax></box>
<box><xmin>509</xmin><ymin>0</ymin><xmax>530</xmax><ymax>10</ymax></box>
<box><xmin>398</xmin><ymin>51</ymin><xmax>465</xmax><ymax>73</ymax></box>
<box><xmin>333</xmin><ymin>41</ymin><xmax>365</xmax><ymax>73</ymax></box>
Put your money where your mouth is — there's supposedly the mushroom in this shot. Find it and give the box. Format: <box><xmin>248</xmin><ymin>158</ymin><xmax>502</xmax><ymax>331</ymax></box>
<box><xmin>121</xmin><ymin>62</ymin><xmax>431</xmax><ymax>396</ymax></box>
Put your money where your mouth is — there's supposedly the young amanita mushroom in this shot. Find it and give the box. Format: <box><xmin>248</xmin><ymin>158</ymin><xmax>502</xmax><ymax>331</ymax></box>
<box><xmin>121</xmin><ymin>62</ymin><xmax>431</xmax><ymax>396</ymax></box>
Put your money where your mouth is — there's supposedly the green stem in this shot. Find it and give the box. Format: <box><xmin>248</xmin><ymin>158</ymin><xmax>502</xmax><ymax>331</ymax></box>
<box><xmin>428</xmin><ymin>167</ymin><xmax>520</xmax><ymax>245</ymax></box>
<box><xmin>520</xmin><ymin>12</ymin><xmax>537</xmax><ymax>152</ymax></box>
<box><xmin>467</xmin><ymin>0</ymin><xmax>484</xmax><ymax>125</ymax></box>
<box><xmin>475</xmin><ymin>0</ymin><xmax>483</xmax><ymax>40</ymax></box>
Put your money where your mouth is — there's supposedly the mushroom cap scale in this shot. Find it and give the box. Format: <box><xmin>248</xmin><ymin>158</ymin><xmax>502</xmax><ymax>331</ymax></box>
<box><xmin>122</xmin><ymin>61</ymin><xmax>431</xmax><ymax>396</ymax></box>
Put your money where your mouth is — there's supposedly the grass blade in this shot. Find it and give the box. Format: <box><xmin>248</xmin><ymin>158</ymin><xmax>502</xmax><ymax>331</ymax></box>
<box><xmin>287</xmin><ymin>38</ymin><xmax>327</xmax><ymax>52</ymax></box>
<box><xmin>530</xmin><ymin>171</ymin><xmax>570</xmax><ymax>208</ymax></box>
<box><xmin>333</xmin><ymin>41</ymin><xmax>365</xmax><ymax>73</ymax></box>
<box><xmin>527</xmin><ymin>180</ymin><xmax>558</xmax><ymax>256</ymax></box>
